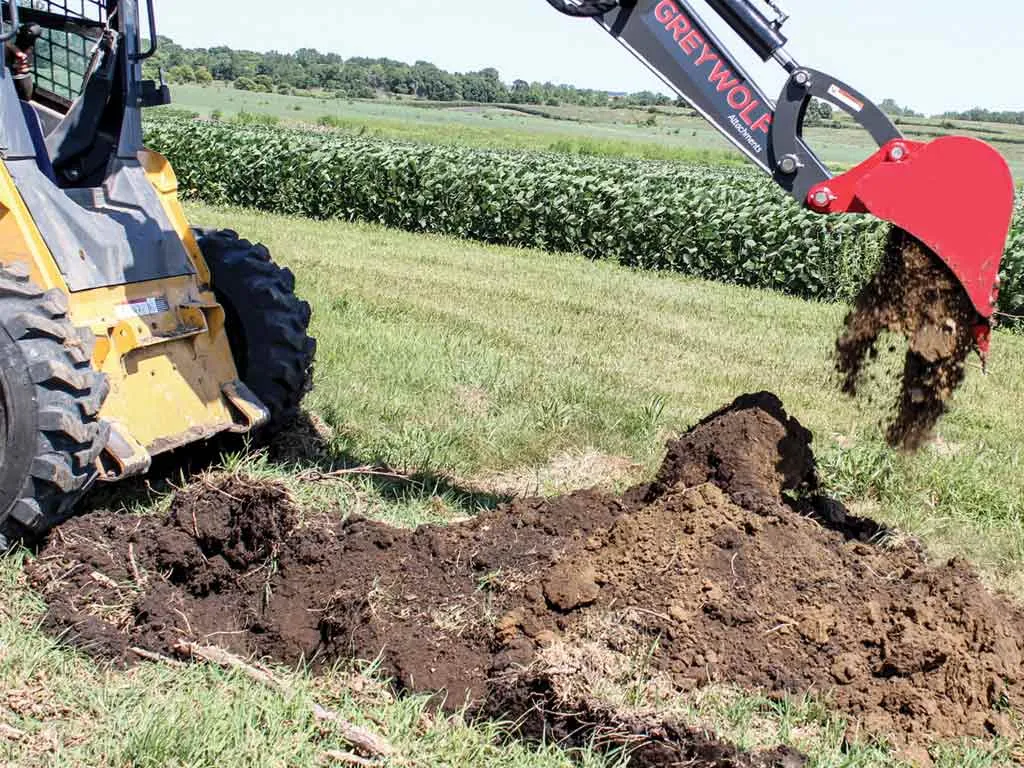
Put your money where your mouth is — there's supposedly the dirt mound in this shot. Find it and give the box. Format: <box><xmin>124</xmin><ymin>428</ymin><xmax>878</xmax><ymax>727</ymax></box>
<box><xmin>28</xmin><ymin>394</ymin><xmax>1024</xmax><ymax>761</ymax></box>
<box><xmin>836</xmin><ymin>228</ymin><xmax>979</xmax><ymax>449</ymax></box>
<box><xmin>651</xmin><ymin>392</ymin><xmax>815</xmax><ymax>514</ymax></box>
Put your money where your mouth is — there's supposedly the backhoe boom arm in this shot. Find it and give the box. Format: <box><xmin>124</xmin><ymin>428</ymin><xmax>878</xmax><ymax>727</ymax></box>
<box><xmin>548</xmin><ymin>0</ymin><xmax>1016</xmax><ymax>352</ymax></box>
<box><xmin>578</xmin><ymin>0</ymin><xmax>903</xmax><ymax>204</ymax></box>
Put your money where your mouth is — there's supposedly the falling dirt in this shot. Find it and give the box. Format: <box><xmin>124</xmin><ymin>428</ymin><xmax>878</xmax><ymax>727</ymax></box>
<box><xmin>836</xmin><ymin>228</ymin><xmax>981</xmax><ymax>450</ymax></box>
<box><xmin>28</xmin><ymin>393</ymin><xmax>1024</xmax><ymax>763</ymax></box>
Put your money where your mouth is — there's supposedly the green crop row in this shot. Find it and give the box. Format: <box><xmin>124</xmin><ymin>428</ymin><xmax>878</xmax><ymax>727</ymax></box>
<box><xmin>1002</xmin><ymin>196</ymin><xmax>1024</xmax><ymax>317</ymax></box>
<box><xmin>143</xmin><ymin>115</ymin><xmax>1024</xmax><ymax>313</ymax></box>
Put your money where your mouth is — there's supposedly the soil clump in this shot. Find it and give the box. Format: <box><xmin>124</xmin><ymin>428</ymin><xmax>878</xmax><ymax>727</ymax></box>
<box><xmin>836</xmin><ymin>228</ymin><xmax>980</xmax><ymax>449</ymax></box>
<box><xmin>28</xmin><ymin>393</ymin><xmax>1024</xmax><ymax>761</ymax></box>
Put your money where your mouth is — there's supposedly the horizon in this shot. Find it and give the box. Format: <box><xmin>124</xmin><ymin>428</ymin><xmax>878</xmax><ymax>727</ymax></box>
<box><xmin>155</xmin><ymin>0</ymin><xmax>1024</xmax><ymax>116</ymax></box>
<box><xmin>153</xmin><ymin>34</ymin><xmax>1007</xmax><ymax>118</ymax></box>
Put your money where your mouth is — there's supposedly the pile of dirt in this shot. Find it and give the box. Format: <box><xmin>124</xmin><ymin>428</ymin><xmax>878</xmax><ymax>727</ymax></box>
<box><xmin>836</xmin><ymin>228</ymin><xmax>980</xmax><ymax>449</ymax></box>
<box><xmin>650</xmin><ymin>392</ymin><xmax>815</xmax><ymax>514</ymax></box>
<box><xmin>28</xmin><ymin>393</ymin><xmax>1024</xmax><ymax>764</ymax></box>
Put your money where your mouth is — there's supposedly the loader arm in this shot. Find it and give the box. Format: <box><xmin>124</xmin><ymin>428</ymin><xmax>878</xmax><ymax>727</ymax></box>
<box><xmin>548</xmin><ymin>0</ymin><xmax>1016</xmax><ymax>358</ymax></box>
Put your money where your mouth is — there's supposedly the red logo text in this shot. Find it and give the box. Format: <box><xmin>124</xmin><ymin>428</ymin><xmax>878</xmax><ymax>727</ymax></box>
<box><xmin>653</xmin><ymin>0</ymin><xmax>772</xmax><ymax>135</ymax></box>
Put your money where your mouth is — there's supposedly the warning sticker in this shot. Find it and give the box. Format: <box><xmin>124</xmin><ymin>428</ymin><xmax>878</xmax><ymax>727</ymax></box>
<box><xmin>115</xmin><ymin>296</ymin><xmax>170</xmax><ymax>321</ymax></box>
<box><xmin>827</xmin><ymin>84</ymin><xmax>864</xmax><ymax>113</ymax></box>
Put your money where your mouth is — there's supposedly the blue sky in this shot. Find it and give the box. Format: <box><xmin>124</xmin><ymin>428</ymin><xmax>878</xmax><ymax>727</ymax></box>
<box><xmin>158</xmin><ymin>0</ymin><xmax>1021</xmax><ymax>115</ymax></box>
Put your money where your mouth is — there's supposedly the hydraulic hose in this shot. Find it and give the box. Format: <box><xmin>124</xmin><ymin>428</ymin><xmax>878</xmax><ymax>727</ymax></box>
<box><xmin>545</xmin><ymin>0</ymin><xmax>619</xmax><ymax>18</ymax></box>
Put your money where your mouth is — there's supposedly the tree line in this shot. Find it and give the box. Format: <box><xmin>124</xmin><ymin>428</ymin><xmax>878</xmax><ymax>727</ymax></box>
<box><xmin>939</xmin><ymin>108</ymin><xmax>1024</xmax><ymax>126</ymax></box>
<box><xmin>149</xmin><ymin>38</ymin><xmax>1024</xmax><ymax>124</ymax></box>
<box><xmin>145</xmin><ymin>37</ymin><xmax>678</xmax><ymax>107</ymax></box>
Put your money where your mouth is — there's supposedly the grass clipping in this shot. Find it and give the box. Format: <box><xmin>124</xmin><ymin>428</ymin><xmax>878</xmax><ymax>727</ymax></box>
<box><xmin>836</xmin><ymin>228</ymin><xmax>980</xmax><ymax>449</ymax></box>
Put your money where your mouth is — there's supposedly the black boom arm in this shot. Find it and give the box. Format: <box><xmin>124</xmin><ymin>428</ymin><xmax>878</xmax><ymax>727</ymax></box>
<box><xmin>548</xmin><ymin>0</ymin><xmax>902</xmax><ymax>205</ymax></box>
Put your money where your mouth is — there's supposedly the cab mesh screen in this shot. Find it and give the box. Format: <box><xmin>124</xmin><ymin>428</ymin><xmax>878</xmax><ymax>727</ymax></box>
<box><xmin>22</xmin><ymin>0</ymin><xmax>108</xmax><ymax>103</ymax></box>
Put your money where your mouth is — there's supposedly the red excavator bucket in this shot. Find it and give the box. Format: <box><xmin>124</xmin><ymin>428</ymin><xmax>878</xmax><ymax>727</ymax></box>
<box><xmin>806</xmin><ymin>137</ymin><xmax>1015</xmax><ymax>357</ymax></box>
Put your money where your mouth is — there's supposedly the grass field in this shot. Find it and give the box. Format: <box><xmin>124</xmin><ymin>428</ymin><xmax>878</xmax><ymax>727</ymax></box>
<box><xmin>204</xmin><ymin>204</ymin><xmax>1024</xmax><ymax>590</ymax></box>
<box><xmin>164</xmin><ymin>83</ymin><xmax>1024</xmax><ymax>177</ymax></box>
<box><xmin>2</xmin><ymin>203</ymin><xmax>1022</xmax><ymax>766</ymax></box>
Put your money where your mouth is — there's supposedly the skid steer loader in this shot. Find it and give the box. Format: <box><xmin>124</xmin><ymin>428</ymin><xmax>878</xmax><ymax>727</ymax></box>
<box><xmin>0</xmin><ymin>0</ymin><xmax>315</xmax><ymax>546</ymax></box>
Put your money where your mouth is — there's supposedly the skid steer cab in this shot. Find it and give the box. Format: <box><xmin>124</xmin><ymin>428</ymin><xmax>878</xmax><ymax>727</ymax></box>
<box><xmin>0</xmin><ymin>0</ymin><xmax>315</xmax><ymax>546</ymax></box>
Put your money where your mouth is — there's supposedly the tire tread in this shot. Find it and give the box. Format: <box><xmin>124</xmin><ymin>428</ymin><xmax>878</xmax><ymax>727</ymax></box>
<box><xmin>0</xmin><ymin>270</ymin><xmax>110</xmax><ymax>544</ymax></box>
<box><xmin>193</xmin><ymin>229</ymin><xmax>315</xmax><ymax>431</ymax></box>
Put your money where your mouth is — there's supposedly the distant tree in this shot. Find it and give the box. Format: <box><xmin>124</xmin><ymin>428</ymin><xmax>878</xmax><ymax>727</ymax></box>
<box><xmin>167</xmin><ymin>64</ymin><xmax>195</xmax><ymax>83</ymax></box>
<box><xmin>879</xmin><ymin>98</ymin><xmax>922</xmax><ymax>118</ymax></box>
<box><xmin>803</xmin><ymin>98</ymin><xmax>833</xmax><ymax>127</ymax></box>
<box><xmin>460</xmin><ymin>70</ymin><xmax>506</xmax><ymax>103</ymax></box>
<box><xmin>940</xmin><ymin>107</ymin><xmax>1024</xmax><ymax>125</ymax></box>
<box><xmin>147</xmin><ymin>35</ymin><xmax>680</xmax><ymax>108</ymax></box>
<box><xmin>207</xmin><ymin>47</ymin><xmax>238</xmax><ymax>80</ymax></box>
<box><xmin>628</xmin><ymin>90</ymin><xmax>666</xmax><ymax>107</ymax></box>
<box><xmin>509</xmin><ymin>79</ymin><xmax>530</xmax><ymax>104</ymax></box>
<box><xmin>253</xmin><ymin>74</ymin><xmax>275</xmax><ymax>93</ymax></box>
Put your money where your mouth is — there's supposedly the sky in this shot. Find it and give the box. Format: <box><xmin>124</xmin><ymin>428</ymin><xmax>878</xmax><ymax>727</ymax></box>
<box><xmin>157</xmin><ymin>0</ymin><xmax>1022</xmax><ymax>115</ymax></box>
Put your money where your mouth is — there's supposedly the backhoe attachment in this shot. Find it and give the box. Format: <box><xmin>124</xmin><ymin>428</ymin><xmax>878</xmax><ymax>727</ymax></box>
<box><xmin>805</xmin><ymin>136</ymin><xmax>1014</xmax><ymax>359</ymax></box>
<box><xmin>547</xmin><ymin>0</ymin><xmax>1016</xmax><ymax>446</ymax></box>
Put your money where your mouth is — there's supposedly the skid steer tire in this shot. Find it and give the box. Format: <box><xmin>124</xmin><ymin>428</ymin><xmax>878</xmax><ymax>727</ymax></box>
<box><xmin>194</xmin><ymin>229</ymin><xmax>316</xmax><ymax>432</ymax></box>
<box><xmin>0</xmin><ymin>265</ymin><xmax>110</xmax><ymax>548</ymax></box>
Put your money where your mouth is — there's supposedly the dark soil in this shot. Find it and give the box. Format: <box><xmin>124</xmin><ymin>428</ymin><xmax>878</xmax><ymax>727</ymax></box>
<box><xmin>28</xmin><ymin>393</ymin><xmax>1024</xmax><ymax>763</ymax></box>
<box><xmin>836</xmin><ymin>228</ymin><xmax>980</xmax><ymax>450</ymax></box>
<box><xmin>650</xmin><ymin>392</ymin><xmax>816</xmax><ymax>515</ymax></box>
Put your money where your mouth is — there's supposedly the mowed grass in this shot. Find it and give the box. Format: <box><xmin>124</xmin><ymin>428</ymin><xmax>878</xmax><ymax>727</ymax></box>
<box><xmin>167</xmin><ymin>84</ymin><xmax>1024</xmax><ymax>177</ymax></box>
<box><xmin>181</xmin><ymin>203</ymin><xmax>1024</xmax><ymax>591</ymax></box>
<box><xmin>2</xmin><ymin>203</ymin><xmax>1023</xmax><ymax>766</ymax></box>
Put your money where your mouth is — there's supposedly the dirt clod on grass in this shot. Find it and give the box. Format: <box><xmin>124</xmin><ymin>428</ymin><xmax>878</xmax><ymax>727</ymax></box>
<box><xmin>836</xmin><ymin>228</ymin><xmax>980</xmax><ymax>450</ymax></box>
<box><xmin>29</xmin><ymin>393</ymin><xmax>1024</xmax><ymax>763</ymax></box>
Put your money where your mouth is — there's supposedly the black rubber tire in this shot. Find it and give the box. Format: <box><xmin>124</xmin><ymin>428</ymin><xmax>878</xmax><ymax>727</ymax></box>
<box><xmin>0</xmin><ymin>263</ymin><xmax>110</xmax><ymax>547</ymax></box>
<box><xmin>193</xmin><ymin>229</ymin><xmax>316</xmax><ymax>431</ymax></box>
